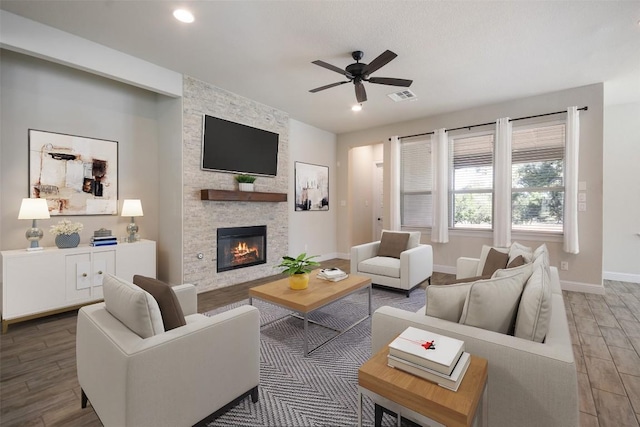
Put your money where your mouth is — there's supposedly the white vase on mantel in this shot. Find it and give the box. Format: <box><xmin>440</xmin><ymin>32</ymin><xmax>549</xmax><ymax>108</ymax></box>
<box><xmin>238</xmin><ymin>183</ymin><xmax>254</xmax><ymax>192</ymax></box>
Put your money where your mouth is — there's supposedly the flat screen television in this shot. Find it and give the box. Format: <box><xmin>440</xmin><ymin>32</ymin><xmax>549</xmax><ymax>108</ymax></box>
<box><xmin>201</xmin><ymin>115</ymin><xmax>279</xmax><ymax>177</ymax></box>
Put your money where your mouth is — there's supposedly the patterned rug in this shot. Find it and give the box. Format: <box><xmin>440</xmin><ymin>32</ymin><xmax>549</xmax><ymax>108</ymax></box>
<box><xmin>204</xmin><ymin>286</ymin><xmax>426</xmax><ymax>427</ymax></box>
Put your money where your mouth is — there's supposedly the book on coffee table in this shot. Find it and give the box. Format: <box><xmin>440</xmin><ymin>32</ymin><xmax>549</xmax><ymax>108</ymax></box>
<box><xmin>388</xmin><ymin>352</ymin><xmax>471</xmax><ymax>392</ymax></box>
<box><xmin>388</xmin><ymin>326</ymin><xmax>465</xmax><ymax>376</ymax></box>
<box><xmin>317</xmin><ymin>268</ymin><xmax>348</xmax><ymax>282</ymax></box>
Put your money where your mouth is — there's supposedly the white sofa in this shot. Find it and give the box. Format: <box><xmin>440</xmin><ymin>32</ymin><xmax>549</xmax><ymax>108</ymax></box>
<box><xmin>351</xmin><ymin>231</ymin><xmax>433</xmax><ymax>297</ymax></box>
<box><xmin>371</xmin><ymin>256</ymin><xmax>579</xmax><ymax>427</ymax></box>
<box><xmin>76</xmin><ymin>279</ymin><xmax>260</xmax><ymax>427</ymax></box>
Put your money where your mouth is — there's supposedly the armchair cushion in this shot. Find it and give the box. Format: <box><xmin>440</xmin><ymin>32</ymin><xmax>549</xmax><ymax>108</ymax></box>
<box><xmin>377</xmin><ymin>231</ymin><xmax>410</xmax><ymax>258</ymax></box>
<box><xmin>133</xmin><ymin>275</ymin><xmax>186</xmax><ymax>331</ymax></box>
<box><xmin>359</xmin><ymin>256</ymin><xmax>401</xmax><ymax>278</ymax></box>
<box><xmin>103</xmin><ymin>274</ymin><xmax>164</xmax><ymax>338</ymax></box>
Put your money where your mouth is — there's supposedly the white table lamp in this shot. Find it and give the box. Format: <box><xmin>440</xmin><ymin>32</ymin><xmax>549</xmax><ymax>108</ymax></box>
<box><xmin>18</xmin><ymin>198</ymin><xmax>50</xmax><ymax>251</ymax></box>
<box><xmin>121</xmin><ymin>199</ymin><xmax>143</xmax><ymax>242</ymax></box>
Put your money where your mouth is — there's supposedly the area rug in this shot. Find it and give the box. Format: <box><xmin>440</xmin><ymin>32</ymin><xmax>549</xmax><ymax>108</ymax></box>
<box><xmin>204</xmin><ymin>286</ymin><xmax>426</xmax><ymax>427</ymax></box>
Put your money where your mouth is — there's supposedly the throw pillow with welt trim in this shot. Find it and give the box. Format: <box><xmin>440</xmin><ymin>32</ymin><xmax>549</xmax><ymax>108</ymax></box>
<box><xmin>133</xmin><ymin>275</ymin><xmax>186</xmax><ymax>331</ymax></box>
<box><xmin>377</xmin><ymin>231</ymin><xmax>410</xmax><ymax>259</ymax></box>
<box><xmin>425</xmin><ymin>282</ymin><xmax>475</xmax><ymax>322</ymax></box>
<box><xmin>514</xmin><ymin>264</ymin><xmax>552</xmax><ymax>342</ymax></box>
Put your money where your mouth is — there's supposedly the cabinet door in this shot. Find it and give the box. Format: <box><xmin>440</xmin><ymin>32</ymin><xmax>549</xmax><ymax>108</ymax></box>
<box><xmin>116</xmin><ymin>241</ymin><xmax>157</xmax><ymax>280</ymax></box>
<box><xmin>66</xmin><ymin>254</ymin><xmax>92</xmax><ymax>303</ymax></box>
<box><xmin>91</xmin><ymin>250</ymin><xmax>115</xmax><ymax>299</ymax></box>
<box><xmin>3</xmin><ymin>252</ymin><xmax>66</xmax><ymax>318</ymax></box>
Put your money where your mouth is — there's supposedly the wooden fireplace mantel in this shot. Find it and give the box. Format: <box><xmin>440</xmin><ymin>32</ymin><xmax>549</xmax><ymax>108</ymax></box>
<box><xmin>200</xmin><ymin>189</ymin><xmax>287</xmax><ymax>202</ymax></box>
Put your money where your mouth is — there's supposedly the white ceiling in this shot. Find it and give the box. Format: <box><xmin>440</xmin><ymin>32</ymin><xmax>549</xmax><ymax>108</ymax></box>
<box><xmin>1</xmin><ymin>1</ymin><xmax>639</xmax><ymax>134</ymax></box>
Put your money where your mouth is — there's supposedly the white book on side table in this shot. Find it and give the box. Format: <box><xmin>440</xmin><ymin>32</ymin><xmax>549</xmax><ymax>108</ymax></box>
<box><xmin>388</xmin><ymin>326</ymin><xmax>465</xmax><ymax>376</ymax></box>
<box><xmin>388</xmin><ymin>352</ymin><xmax>471</xmax><ymax>392</ymax></box>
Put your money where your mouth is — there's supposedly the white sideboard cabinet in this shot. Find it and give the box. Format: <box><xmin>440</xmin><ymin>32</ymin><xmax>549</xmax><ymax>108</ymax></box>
<box><xmin>1</xmin><ymin>239</ymin><xmax>156</xmax><ymax>333</ymax></box>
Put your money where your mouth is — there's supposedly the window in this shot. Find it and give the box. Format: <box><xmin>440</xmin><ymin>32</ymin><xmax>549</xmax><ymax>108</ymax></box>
<box><xmin>511</xmin><ymin>123</ymin><xmax>565</xmax><ymax>232</ymax></box>
<box><xmin>450</xmin><ymin>133</ymin><xmax>494</xmax><ymax>229</ymax></box>
<box><xmin>400</xmin><ymin>139</ymin><xmax>432</xmax><ymax>227</ymax></box>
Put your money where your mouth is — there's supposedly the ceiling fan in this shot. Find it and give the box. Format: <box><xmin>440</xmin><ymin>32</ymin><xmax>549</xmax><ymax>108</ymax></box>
<box><xmin>309</xmin><ymin>50</ymin><xmax>413</xmax><ymax>104</ymax></box>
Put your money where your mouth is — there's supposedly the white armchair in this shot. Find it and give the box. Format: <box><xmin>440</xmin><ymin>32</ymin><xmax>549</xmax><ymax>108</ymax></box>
<box><xmin>350</xmin><ymin>231</ymin><xmax>433</xmax><ymax>297</ymax></box>
<box><xmin>76</xmin><ymin>279</ymin><xmax>260</xmax><ymax>427</ymax></box>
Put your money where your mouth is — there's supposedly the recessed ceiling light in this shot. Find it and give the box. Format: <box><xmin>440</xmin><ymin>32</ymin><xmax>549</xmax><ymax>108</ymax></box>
<box><xmin>173</xmin><ymin>9</ymin><xmax>194</xmax><ymax>23</ymax></box>
<box><xmin>352</xmin><ymin>104</ymin><xmax>362</xmax><ymax>112</ymax></box>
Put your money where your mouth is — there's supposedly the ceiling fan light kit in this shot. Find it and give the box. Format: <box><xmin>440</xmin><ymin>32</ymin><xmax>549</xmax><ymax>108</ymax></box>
<box><xmin>310</xmin><ymin>50</ymin><xmax>413</xmax><ymax>104</ymax></box>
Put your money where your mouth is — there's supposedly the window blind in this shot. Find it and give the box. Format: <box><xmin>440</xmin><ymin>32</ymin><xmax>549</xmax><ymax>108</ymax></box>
<box><xmin>400</xmin><ymin>139</ymin><xmax>432</xmax><ymax>227</ymax></box>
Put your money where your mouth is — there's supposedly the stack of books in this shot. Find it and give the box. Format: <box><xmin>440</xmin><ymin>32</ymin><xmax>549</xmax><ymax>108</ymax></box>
<box><xmin>387</xmin><ymin>326</ymin><xmax>470</xmax><ymax>391</ymax></box>
<box><xmin>317</xmin><ymin>268</ymin><xmax>348</xmax><ymax>282</ymax></box>
<box><xmin>90</xmin><ymin>235</ymin><xmax>118</xmax><ymax>247</ymax></box>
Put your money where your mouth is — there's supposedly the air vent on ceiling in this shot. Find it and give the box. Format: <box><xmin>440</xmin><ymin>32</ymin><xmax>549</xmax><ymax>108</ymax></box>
<box><xmin>387</xmin><ymin>89</ymin><xmax>417</xmax><ymax>102</ymax></box>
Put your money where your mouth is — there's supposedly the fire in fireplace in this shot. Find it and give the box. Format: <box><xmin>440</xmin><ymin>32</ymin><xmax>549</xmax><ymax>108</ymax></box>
<box><xmin>217</xmin><ymin>226</ymin><xmax>267</xmax><ymax>272</ymax></box>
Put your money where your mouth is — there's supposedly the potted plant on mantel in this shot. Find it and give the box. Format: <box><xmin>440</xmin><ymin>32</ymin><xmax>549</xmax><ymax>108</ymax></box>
<box><xmin>276</xmin><ymin>253</ymin><xmax>321</xmax><ymax>290</ymax></box>
<box><xmin>235</xmin><ymin>174</ymin><xmax>257</xmax><ymax>192</ymax></box>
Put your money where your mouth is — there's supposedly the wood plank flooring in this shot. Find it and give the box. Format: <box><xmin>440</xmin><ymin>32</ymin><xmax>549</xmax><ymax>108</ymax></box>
<box><xmin>1</xmin><ymin>260</ymin><xmax>639</xmax><ymax>426</ymax></box>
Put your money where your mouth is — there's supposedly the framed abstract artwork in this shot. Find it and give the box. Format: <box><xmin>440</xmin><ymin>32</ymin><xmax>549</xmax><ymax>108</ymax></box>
<box><xmin>294</xmin><ymin>162</ymin><xmax>329</xmax><ymax>211</ymax></box>
<box><xmin>28</xmin><ymin>129</ymin><xmax>118</xmax><ymax>215</ymax></box>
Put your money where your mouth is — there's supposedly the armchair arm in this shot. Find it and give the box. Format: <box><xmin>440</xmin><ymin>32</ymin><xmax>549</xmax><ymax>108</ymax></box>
<box><xmin>400</xmin><ymin>244</ymin><xmax>433</xmax><ymax>288</ymax></box>
<box><xmin>456</xmin><ymin>257</ymin><xmax>480</xmax><ymax>279</ymax></box>
<box><xmin>350</xmin><ymin>241</ymin><xmax>381</xmax><ymax>274</ymax></box>
<box><xmin>171</xmin><ymin>283</ymin><xmax>197</xmax><ymax>315</ymax></box>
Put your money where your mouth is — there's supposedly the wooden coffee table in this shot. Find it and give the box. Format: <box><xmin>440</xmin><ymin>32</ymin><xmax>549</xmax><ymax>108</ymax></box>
<box><xmin>249</xmin><ymin>270</ymin><xmax>372</xmax><ymax>356</ymax></box>
<box><xmin>358</xmin><ymin>344</ymin><xmax>488</xmax><ymax>427</ymax></box>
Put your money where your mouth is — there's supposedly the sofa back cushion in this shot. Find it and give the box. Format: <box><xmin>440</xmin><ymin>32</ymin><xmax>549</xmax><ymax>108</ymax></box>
<box><xmin>458</xmin><ymin>269</ymin><xmax>529</xmax><ymax>334</ymax></box>
<box><xmin>103</xmin><ymin>274</ymin><xmax>165</xmax><ymax>338</ymax></box>
<box><xmin>133</xmin><ymin>275</ymin><xmax>186</xmax><ymax>331</ymax></box>
<box><xmin>425</xmin><ymin>282</ymin><xmax>473</xmax><ymax>322</ymax></box>
<box><xmin>378</xmin><ymin>231</ymin><xmax>410</xmax><ymax>258</ymax></box>
<box><xmin>515</xmin><ymin>264</ymin><xmax>553</xmax><ymax>342</ymax></box>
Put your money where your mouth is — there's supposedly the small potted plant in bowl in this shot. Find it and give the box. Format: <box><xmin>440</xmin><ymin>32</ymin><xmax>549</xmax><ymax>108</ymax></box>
<box><xmin>276</xmin><ymin>253</ymin><xmax>321</xmax><ymax>290</ymax></box>
<box><xmin>235</xmin><ymin>174</ymin><xmax>257</xmax><ymax>192</ymax></box>
<box><xmin>50</xmin><ymin>219</ymin><xmax>84</xmax><ymax>248</ymax></box>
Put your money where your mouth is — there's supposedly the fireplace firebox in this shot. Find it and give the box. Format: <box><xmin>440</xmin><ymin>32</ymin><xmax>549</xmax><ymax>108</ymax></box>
<box><xmin>217</xmin><ymin>226</ymin><xmax>267</xmax><ymax>272</ymax></box>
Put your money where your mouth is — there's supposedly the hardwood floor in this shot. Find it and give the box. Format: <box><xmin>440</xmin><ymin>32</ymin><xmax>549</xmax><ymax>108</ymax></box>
<box><xmin>1</xmin><ymin>261</ymin><xmax>639</xmax><ymax>426</ymax></box>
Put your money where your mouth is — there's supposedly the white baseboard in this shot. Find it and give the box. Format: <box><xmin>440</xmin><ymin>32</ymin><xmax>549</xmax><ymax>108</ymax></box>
<box><xmin>433</xmin><ymin>264</ymin><xmax>457</xmax><ymax>275</ymax></box>
<box><xmin>337</xmin><ymin>252</ymin><xmax>350</xmax><ymax>260</ymax></box>
<box><xmin>603</xmin><ymin>271</ymin><xmax>640</xmax><ymax>284</ymax></box>
<box><xmin>316</xmin><ymin>252</ymin><xmax>342</xmax><ymax>262</ymax></box>
<box><xmin>560</xmin><ymin>280</ymin><xmax>606</xmax><ymax>295</ymax></box>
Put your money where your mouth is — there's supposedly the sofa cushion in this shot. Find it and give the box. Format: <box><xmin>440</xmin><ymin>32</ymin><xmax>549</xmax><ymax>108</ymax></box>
<box><xmin>515</xmin><ymin>264</ymin><xmax>552</xmax><ymax>342</ymax></box>
<box><xmin>476</xmin><ymin>245</ymin><xmax>509</xmax><ymax>276</ymax></box>
<box><xmin>377</xmin><ymin>231</ymin><xmax>410</xmax><ymax>258</ymax></box>
<box><xmin>459</xmin><ymin>270</ymin><xmax>529</xmax><ymax>334</ymax></box>
<box><xmin>426</xmin><ymin>282</ymin><xmax>473</xmax><ymax>322</ymax></box>
<box><xmin>482</xmin><ymin>248</ymin><xmax>510</xmax><ymax>276</ymax></box>
<box><xmin>533</xmin><ymin>243</ymin><xmax>550</xmax><ymax>269</ymax></box>
<box><xmin>508</xmin><ymin>242</ymin><xmax>533</xmax><ymax>265</ymax></box>
<box><xmin>493</xmin><ymin>262</ymin><xmax>535</xmax><ymax>281</ymax></box>
<box><xmin>359</xmin><ymin>256</ymin><xmax>401</xmax><ymax>278</ymax></box>
<box><xmin>133</xmin><ymin>275</ymin><xmax>186</xmax><ymax>331</ymax></box>
<box><xmin>103</xmin><ymin>274</ymin><xmax>165</xmax><ymax>338</ymax></box>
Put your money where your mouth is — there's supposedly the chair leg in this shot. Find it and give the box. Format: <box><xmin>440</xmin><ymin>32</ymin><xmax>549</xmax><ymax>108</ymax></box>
<box><xmin>406</xmin><ymin>289</ymin><xmax>411</xmax><ymax>298</ymax></box>
<box><xmin>251</xmin><ymin>386</ymin><xmax>259</xmax><ymax>403</ymax></box>
<box><xmin>374</xmin><ymin>403</ymin><xmax>384</xmax><ymax>427</ymax></box>
<box><xmin>428</xmin><ymin>276</ymin><xmax>431</xmax><ymax>286</ymax></box>
<box><xmin>81</xmin><ymin>388</ymin><xmax>88</xmax><ymax>409</ymax></box>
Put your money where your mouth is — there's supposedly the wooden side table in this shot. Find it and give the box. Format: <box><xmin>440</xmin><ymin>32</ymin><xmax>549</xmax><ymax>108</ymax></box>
<box><xmin>358</xmin><ymin>345</ymin><xmax>488</xmax><ymax>427</ymax></box>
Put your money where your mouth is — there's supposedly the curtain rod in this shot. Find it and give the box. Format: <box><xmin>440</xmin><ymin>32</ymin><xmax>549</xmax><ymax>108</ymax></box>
<box><xmin>396</xmin><ymin>106</ymin><xmax>588</xmax><ymax>140</ymax></box>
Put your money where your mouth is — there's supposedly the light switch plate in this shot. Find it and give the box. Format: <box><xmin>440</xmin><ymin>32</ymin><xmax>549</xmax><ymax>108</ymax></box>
<box><xmin>579</xmin><ymin>193</ymin><xmax>586</xmax><ymax>202</ymax></box>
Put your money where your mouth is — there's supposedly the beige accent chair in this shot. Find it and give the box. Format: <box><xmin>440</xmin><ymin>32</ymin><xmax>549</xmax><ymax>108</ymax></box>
<box><xmin>370</xmin><ymin>248</ymin><xmax>579</xmax><ymax>427</ymax></box>
<box><xmin>351</xmin><ymin>231</ymin><xmax>433</xmax><ymax>297</ymax></box>
<box><xmin>76</xmin><ymin>276</ymin><xmax>260</xmax><ymax>427</ymax></box>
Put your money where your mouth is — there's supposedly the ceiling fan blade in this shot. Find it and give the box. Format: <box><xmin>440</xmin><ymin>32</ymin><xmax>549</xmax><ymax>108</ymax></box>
<box><xmin>355</xmin><ymin>80</ymin><xmax>367</xmax><ymax>103</ymax></box>
<box><xmin>309</xmin><ymin>81</ymin><xmax>350</xmax><ymax>93</ymax></box>
<box><xmin>312</xmin><ymin>60</ymin><xmax>353</xmax><ymax>78</ymax></box>
<box><xmin>368</xmin><ymin>77</ymin><xmax>413</xmax><ymax>87</ymax></box>
<box><xmin>361</xmin><ymin>50</ymin><xmax>397</xmax><ymax>76</ymax></box>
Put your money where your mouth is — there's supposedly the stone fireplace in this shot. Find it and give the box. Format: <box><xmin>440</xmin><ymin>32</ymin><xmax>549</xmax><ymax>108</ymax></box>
<box><xmin>217</xmin><ymin>226</ymin><xmax>267</xmax><ymax>272</ymax></box>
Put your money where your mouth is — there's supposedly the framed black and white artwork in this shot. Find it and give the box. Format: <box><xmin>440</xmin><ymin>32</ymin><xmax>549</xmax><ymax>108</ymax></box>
<box><xmin>294</xmin><ymin>162</ymin><xmax>329</xmax><ymax>211</ymax></box>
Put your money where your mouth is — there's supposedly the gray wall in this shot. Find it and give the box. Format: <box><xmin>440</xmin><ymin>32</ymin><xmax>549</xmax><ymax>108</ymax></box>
<box><xmin>337</xmin><ymin>84</ymin><xmax>605</xmax><ymax>290</ymax></box>
<box><xmin>0</xmin><ymin>50</ymin><xmax>163</xmax><ymax>253</ymax></box>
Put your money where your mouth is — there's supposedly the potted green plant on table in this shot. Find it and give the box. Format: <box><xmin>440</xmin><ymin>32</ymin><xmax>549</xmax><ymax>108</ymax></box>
<box><xmin>235</xmin><ymin>174</ymin><xmax>257</xmax><ymax>192</ymax></box>
<box><xmin>276</xmin><ymin>253</ymin><xmax>321</xmax><ymax>290</ymax></box>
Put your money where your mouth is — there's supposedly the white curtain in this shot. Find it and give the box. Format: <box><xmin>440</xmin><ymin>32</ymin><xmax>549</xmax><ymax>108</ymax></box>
<box><xmin>494</xmin><ymin>117</ymin><xmax>512</xmax><ymax>247</ymax></box>
<box><xmin>389</xmin><ymin>136</ymin><xmax>401</xmax><ymax>231</ymax></box>
<box><xmin>564</xmin><ymin>106</ymin><xmax>580</xmax><ymax>254</ymax></box>
<box><xmin>431</xmin><ymin>128</ymin><xmax>449</xmax><ymax>243</ymax></box>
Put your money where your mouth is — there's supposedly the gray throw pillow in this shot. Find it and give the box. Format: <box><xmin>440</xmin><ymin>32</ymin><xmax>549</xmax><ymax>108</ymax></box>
<box><xmin>377</xmin><ymin>231</ymin><xmax>410</xmax><ymax>259</ymax></box>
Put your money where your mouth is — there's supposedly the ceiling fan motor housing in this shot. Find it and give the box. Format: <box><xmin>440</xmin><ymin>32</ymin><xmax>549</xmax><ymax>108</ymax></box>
<box><xmin>346</xmin><ymin>62</ymin><xmax>367</xmax><ymax>79</ymax></box>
